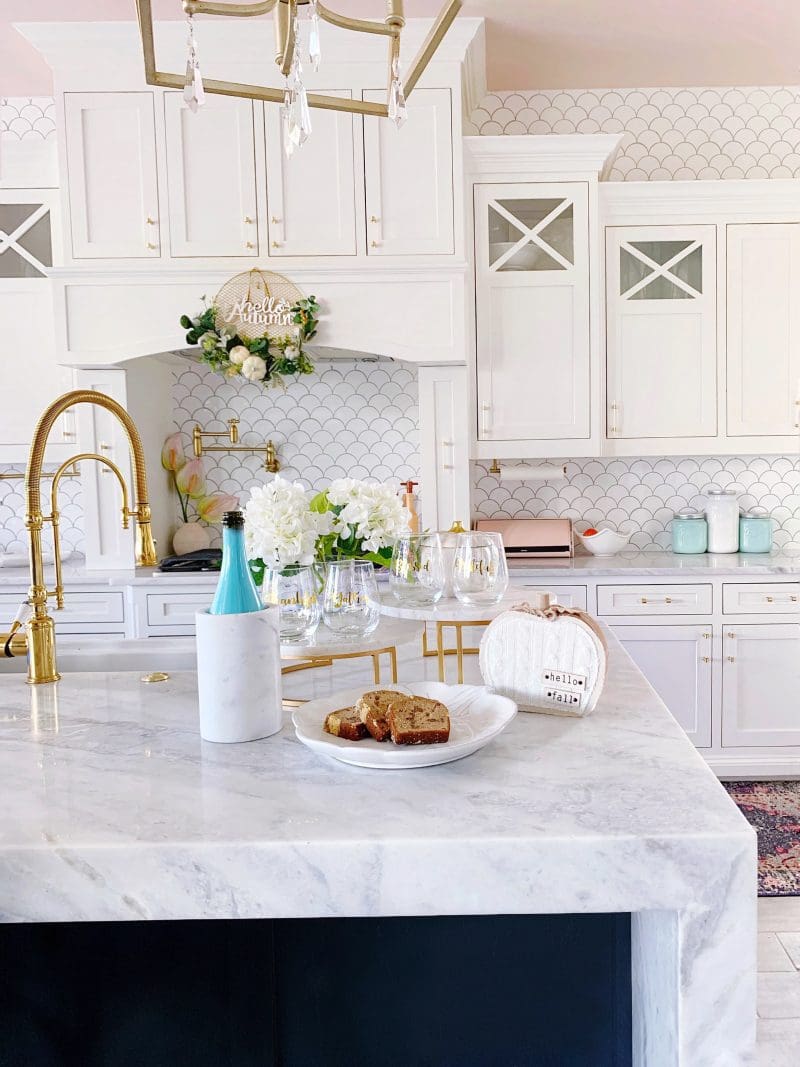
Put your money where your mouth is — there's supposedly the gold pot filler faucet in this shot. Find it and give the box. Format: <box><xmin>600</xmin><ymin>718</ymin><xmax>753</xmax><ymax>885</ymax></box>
<box><xmin>1</xmin><ymin>390</ymin><xmax>159</xmax><ymax>685</ymax></box>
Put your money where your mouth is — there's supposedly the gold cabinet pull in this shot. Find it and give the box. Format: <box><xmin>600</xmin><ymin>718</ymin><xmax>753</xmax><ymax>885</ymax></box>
<box><xmin>702</xmin><ymin>632</ymin><xmax>711</xmax><ymax>639</ymax></box>
<box><xmin>244</xmin><ymin>216</ymin><xmax>254</xmax><ymax>224</ymax></box>
<box><xmin>370</xmin><ymin>215</ymin><xmax>380</xmax><ymax>223</ymax></box>
<box><xmin>271</xmin><ymin>240</ymin><xmax>280</xmax><ymax>248</ymax></box>
<box><xmin>640</xmin><ymin>597</ymin><xmax>648</xmax><ymax>604</ymax></box>
<box><xmin>146</xmin><ymin>242</ymin><xmax>157</xmax><ymax>250</ymax></box>
<box><xmin>727</xmin><ymin>631</ymin><xmax>736</xmax><ymax>638</ymax></box>
<box><xmin>702</xmin><ymin>656</ymin><xmax>710</xmax><ymax>663</ymax></box>
<box><xmin>766</xmin><ymin>595</ymin><xmax>774</xmax><ymax>603</ymax></box>
<box><xmin>146</xmin><ymin>216</ymin><xmax>156</xmax><ymax>225</ymax></box>
<box><xmin>270</xmin><ymin>216</ymin><xmax>281</xmax><ymax>224</ymax></box>
<box><xmin>792</xmin><ymin>595</ymin><xmax>798</xmax><ymax>602</ymax></box>
<box><xmin>664</xmin><ymin>596</ymin><xmax>672</xmax><ymax>604</ymax></box>
<box><xmin>727</xmin><ymin>656</ymin><xmax>735</xmax><ymax>663</ymax></box>
<box><xmin>371</xmin><ymin>240</ymin><xmax>380</xmax><ymax>248</ymax></box>
<box><xmin>246</xmin><ymin>241</ymin><xmax>255</xmax><ymax>249</ymax></box>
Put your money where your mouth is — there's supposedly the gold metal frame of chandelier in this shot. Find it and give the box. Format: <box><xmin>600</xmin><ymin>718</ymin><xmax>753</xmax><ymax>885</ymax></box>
<box><xmin>134</xmin><ymin>0</ymin><xmax>462</xmax><ymax>117</ymax></box>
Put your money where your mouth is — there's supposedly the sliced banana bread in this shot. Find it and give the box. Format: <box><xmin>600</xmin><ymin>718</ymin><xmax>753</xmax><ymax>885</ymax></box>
<box><xmin>388</xmin><ymin>696</ymin><xmax>451</xmax><ymax>745</ymax></box>
<box><xmin>355</xmin><ymin>689</ymin><xmax>403</xmax><ymax>742</ymax></box>
<box><xmin>324</xmin><ymin>706</ymin><xmax>369</xmax><ymax>741</ymax></box>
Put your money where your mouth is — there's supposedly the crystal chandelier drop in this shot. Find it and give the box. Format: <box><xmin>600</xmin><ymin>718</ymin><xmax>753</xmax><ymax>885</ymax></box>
<box><xmin>136</xmin><ymin>0</ymin><xmax>461</xmax><ymax>155</ymax></box>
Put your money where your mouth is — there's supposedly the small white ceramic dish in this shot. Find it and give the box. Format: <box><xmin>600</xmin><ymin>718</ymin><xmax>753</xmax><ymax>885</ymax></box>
<box><xmin>292</xmin><ymin>681</ymin><xmax>517</xmax><ymax>769</ymax></box>
<box><xmin>575</xmin><ymin>528</ymin><xmax>632</xmax><ymax>556</ymax></box>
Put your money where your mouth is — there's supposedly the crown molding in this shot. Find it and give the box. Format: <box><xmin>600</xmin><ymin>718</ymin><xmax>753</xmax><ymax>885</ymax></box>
<box><xmin>464</xmin><ymin>134</ymin><xmax>624</xmax><ymax>180</ymax></box>
<box><xmin>601</xmin><ymin>177</ymin><xmax>800</xmax><ymax>220</ymax></box>
<box><xmin>16</xmin><ymin>18</ymin><xmax>484</xmax><ymax>85</ymax></box>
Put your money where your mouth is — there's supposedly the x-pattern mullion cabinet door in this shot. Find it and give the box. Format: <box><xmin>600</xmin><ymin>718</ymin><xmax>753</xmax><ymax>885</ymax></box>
<box><xmin>606</xmin><ymin>225</ymin><xmax>717</xmax><ymax>441</ymax></box>
<box><xmin>727</xmin><ymin>223</ymin><xmax>800</xmax><ymax>440</ymax></box>
<box><xmin>164</xmin><ymin>93</ymin><xmax>258</xmax><ymax>258</ymax></box>
<box><xmin>474</xmin><ymin>182</ymin><xmax>590</xmax><ymax>442</ymax></box>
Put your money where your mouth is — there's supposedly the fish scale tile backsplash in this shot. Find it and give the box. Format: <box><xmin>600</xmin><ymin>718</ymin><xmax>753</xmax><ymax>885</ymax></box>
<box><xmin>171</xmin><ymin>359</ymin><xmax>420</xmax><ymax>545</ymax></box>
<box><xmin>473</xmin><ymin>457</ymin><xmax>800</xmax><ymax>551</ymax></box>
<box><xmin>0</xmin><ymin>465</ymin><xmax>85</xmax><ymax>556</ymax></box>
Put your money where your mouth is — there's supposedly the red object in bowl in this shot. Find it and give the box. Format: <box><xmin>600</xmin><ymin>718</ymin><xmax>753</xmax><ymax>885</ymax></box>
<box><xmin>583</xmin><ymin>528</ymin><xmax>599</xmax><ymax>536</ymax></box>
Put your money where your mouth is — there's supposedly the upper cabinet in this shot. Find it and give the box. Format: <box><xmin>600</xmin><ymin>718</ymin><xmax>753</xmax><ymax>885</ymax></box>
<box><xmin>164</xmin><ymin>93</ymin><xmax>258</xmax><ymax>258</ymax></box>
<box><xmin>363</xmin><ymin>88</ymin><xmax>454</xmax><ymax>256</ymax></box>
<box><xmin>264</xmin><ymin>92</ymin><xmax>357</xmax><ymax>257</ymax></box>
<box><xmin>606</xmin><ymin>225</ymin><xmax>717</xmax><ymax>443</ymax></box>
<box><xmin>64</xmin><ymin>93</ymin><xmax>161</xmax><ymax>259</ymax></box>
<box><xmin>727</xmin><ymin>223</ymin><xmax>800</xmax><ymax>439</ymax></box>
<box><xmin>474</xmin><ymin>182</ymin><xmax>590</xmax><ymax>443</ymax></box>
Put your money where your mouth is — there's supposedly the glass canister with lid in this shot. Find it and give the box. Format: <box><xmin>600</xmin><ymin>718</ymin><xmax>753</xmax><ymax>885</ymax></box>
<box><xmin>671</xmin><ymin>509</ymin><xmax>708</xmax><ymax>554</ymax></box>
<box><xmin>705</xmin><ymin>488</ymin><xmax>740</xmax><ymax>553</ymax></box>
<box><xmin>739</xmin><ymin>508</ymin><xmax>773</xmax><ymax>554</ymax></box>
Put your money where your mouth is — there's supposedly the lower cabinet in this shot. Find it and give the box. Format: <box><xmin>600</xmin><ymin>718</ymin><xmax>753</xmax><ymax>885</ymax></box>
<box><xmin>721</xmin><ymin>624</ymin><xmax>800</xmax><ymax>748</ymax></box>
<box><xmin>612</xmin><ymin>624</ymin><xmax>712</xmax><ymax>748</ymax></box>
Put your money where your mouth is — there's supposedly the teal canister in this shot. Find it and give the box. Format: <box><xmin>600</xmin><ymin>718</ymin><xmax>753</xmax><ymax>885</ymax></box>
<box><xmin>671</xmin><ymin>509</ymin><xmax>708</xmax><ymax>554</ymax></box>
<box><xmin>739</xmin><ymin>508</ymin><xmax>773</xmax><ymax>554</ymax></box>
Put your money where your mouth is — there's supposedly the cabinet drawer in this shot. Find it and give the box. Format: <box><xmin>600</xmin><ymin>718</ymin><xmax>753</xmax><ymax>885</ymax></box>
<box><xmin>518</xmin><ymin>584</ymin><xmax>588</xmax><ymax>611</ymax></box>
<box><xmin>723</xmin><ymin>583</ymin><xmax>800</xmax><ymax>615</ymax></box>
<box><xmin>0</xmin><ymin>590</ymin><xmax>125</xmax><ymax>625</ymax></box>
<box><xmin>146</xmin><ymin>591</ymin><xmax>212</xmax><ymax>628</ymax></box>
<box><xmin>597</xmin><ymin>584</ymin><xmax>712</xmax><ymax>616</ymax></box>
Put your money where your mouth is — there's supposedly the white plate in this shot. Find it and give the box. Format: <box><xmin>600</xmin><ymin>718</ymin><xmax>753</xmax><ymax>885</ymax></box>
<box><xmin>292</xmin><ymin>682</ymin><xmax>517</xmax><ymax>769</ymax></box>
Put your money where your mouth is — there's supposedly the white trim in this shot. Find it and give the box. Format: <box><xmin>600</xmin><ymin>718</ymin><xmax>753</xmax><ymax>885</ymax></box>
<box><xmin>465</xmin><ymin>134</ymin><xmax>624</xmax><ymax>180</ymax></box>
<box><xmin>601</xmin><ymin>178</ymin><xmax>800</xmax><ymax>222</ymax></box>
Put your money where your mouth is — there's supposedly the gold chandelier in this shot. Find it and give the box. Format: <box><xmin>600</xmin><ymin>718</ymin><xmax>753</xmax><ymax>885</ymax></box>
<box><xmin>135</xmin><ymin>0</ymin><xmax>461</xmax><ymax>152</ymax></box>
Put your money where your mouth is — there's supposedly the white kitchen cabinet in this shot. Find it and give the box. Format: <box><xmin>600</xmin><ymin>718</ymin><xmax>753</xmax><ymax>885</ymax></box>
<box><xmin>606</xmin><ymin>225</ymin><xmax>717</xmax><ymax>441</ymax></box>
<box><xmin>612</xmin><ymin>624</ymin><xmax>712</xmax><ymax>747</ymax></box>
<box><xmin>474</xmin><ymin>182</ymin><xmax>590</xmax><ymax>442</ymax></box>
<box><xmin>363</xmin><ymin>88</ymin><xmax>453</xmax><ymax>256</ymax></box>
<box><xmin>418</xmin><ymin>365</ymin><xmax>470</xmax><ymax>531</ymax></box>
<box><xmin>727</xmin><ymin>223</ymin><xmax>800</xmax><ymax>438</ymax></box>
<box><xmin>164</xmin><ymin>93</ymin><xmax>258</xmax><ymax>258</ymax></box>
<box><xmin>265</xmin><ymin>92</ymin><xmax>357</xmax><ymax>257</ymax></box>
<box><xmin>722</xmin><ymin>624</ymin><xmax>800</xmax><ymax>748</ymax></box>
<box><xmin>64</xmin><ymin>92</ymin><xmax>161</xmax><ymax>260</ymax></box>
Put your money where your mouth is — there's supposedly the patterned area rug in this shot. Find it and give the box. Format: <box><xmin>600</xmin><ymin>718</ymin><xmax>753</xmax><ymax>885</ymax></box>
<box><xmin>724</xmin><ymin>781</ymin><xmax>800</xmax><ymax>897</ymax></box>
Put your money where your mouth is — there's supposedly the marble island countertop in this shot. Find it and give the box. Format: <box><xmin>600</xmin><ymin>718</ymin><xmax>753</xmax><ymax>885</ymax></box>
<box><xmin>0</xmin><ymin>633</ymin><xmax>756</xmax><ymax>1061</ymax></box>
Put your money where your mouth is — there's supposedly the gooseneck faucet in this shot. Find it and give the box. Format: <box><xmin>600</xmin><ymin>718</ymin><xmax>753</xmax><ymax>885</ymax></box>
<box><xmin>1</xmin><ymin>390</ymin><xmax>159</xmax><ymax>684</ymax></box>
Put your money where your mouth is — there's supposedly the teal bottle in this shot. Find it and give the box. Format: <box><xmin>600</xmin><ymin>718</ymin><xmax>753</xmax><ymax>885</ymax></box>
<box><xmin>208</xmin><ymin>511</ymin><xmax>263</xmax><ymax>616</ymax></box>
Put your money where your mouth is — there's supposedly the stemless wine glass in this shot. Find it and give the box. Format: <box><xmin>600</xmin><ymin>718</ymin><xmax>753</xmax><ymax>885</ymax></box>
<box><xmin>452</xmin><ymin>531</ymin><xmax>509</xmax><ymax>606</ymax></box>
<box><xmin>261</xmin><ymin>564</ymin><xmax>321</xmax><ymax>643</ymax></box>
<box><xmin>389</xmin><ymin>533</ymin><xmax>445</xmax><ymax>606</ymax></box>
<box><xmin>322</xmin><ymin>560</ymin><xmax>381</xmax><ymax>638</ymax></box>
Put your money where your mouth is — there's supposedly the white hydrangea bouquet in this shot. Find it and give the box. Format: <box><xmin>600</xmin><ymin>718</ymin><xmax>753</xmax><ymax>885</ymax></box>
<box><xmin>244</xmin><ymin>475</ymin><xmax>410</xmax><ymax>583</ymax></box>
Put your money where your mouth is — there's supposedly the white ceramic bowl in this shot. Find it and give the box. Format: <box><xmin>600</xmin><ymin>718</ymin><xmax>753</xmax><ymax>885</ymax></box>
<box><xmin>576</xmin><ymin>528</ymin><xmax>632</xmax><ymax>556</ymax></box>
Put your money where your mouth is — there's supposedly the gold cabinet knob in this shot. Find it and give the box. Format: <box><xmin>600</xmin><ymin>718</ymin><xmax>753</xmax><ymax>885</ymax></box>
<box><xmin>727</xmin><ymin>656</ymin><xmax>735</xmax><ymax>663</ymax></box>
<box><xmin>640</xmin><ymin>597</ymin><xmax>648</xmax><ymax>604</ymax></box>
<box><xmin>370</xmin><ymin>215</ymin><xmax>380</xmax><ymax>223</ymax></box>
<box><xmin>99</xmin><ymin>442</ymin><xmax>112</xmax><ymax>452</ymax></box>
<box><xmin>246</xmin><ymin>241</ymin><xmax>255</xmax><ymax>249</ymax></box>
<box><xmin>664</xmin><ymin>596</ymin><xmax>672</xmax><ymax>604</ymax></box>
<box><xmin>271</xmin><ymin>216</ymin><xmax>281</xmax><ymax>224</ymax></box>
<box><xmin>271</xmin><ymin>240</ymin><xmax>280</xmax><ymax>248</ymax></box>
<box><xmin>702</xmin><ymin>656</ymin><xmax>710</xmax><ymax>663</ymax></box>
<box><xmin>371</xmin><ymin>240</ymin><xmax>380</xmax><ymax>248</ymax></box>
<box><xmin>146</xmin><ymin>242</ymin><xmax>157</xmax><ymax>250</ymax></box>
<box><xmin>702</xmin><ymin>632</ymin><xmax>711</xmax><ymax>639</ymax></box>
<box><xmin>792</xmin><ymin>595</ymin><xmax>798</xmax><ymax>602</ymax></box>
<box><xmin>146</xmin><ymin>216</ymin><xmax>156</xmax><ymax>225</ymax></box>
<box><xmin>766</xmin><ymin>595</ymin><xmax>774</xmax><ymax>603</ymax></box>
<box><xmin>244</xmin><ymin>216</ymin><xmax>254</xmax><ymax>224</ymax></box>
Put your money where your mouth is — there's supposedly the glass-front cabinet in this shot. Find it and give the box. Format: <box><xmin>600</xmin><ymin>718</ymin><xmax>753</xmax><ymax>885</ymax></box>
<box><xmin>605</xmin><ymin>224</ymin><xmax>717</xmax><ymax>443</ymax></box>
<box><xmin>474</xmin><ymin>182</ymin><xmax>590</xmax><ymax>443</ymax></box>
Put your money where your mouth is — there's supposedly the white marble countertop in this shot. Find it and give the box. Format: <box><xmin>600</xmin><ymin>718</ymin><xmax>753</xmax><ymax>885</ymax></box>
<box><xmin>2</xmin><ymin>550</ymin><xmax>799</xmax><ymax>590</ymax></box>
<box><xmin>0</xmin><ymin>632</ymin><xmax>757</xmax><ymax>1059</ymax></box>
<box><xmin>0</xmin><ymin>636</ymin><xmax>752</xmax><ymax>925</ymax></box>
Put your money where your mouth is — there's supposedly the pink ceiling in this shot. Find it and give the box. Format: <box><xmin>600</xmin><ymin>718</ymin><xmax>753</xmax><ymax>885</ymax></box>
<box><xmin>2</xmin><ymin>0</ymin><xmax>800</xmax><ymax>95</ymax></box>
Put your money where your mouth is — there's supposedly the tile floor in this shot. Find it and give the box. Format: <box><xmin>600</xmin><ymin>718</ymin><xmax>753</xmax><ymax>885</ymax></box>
<box><xmin>758</xmin><ymin>898</ymin><xmax>800</xmax><ymax>1064</ymax></box>
<box><xmin>283</xmin><ymin>636</ymin><xmax>800</xmax><ymax>1064</ymax></box>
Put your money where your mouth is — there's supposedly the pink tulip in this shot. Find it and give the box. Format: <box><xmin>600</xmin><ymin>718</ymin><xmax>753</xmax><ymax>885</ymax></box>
<box><xmin>196</xmin><ymin>492</ymin><xmax>239</xmax><ymax>524</ymax></box>
<box><xmin>161</xmin><ymin>433</ymin><xmax>186</xmax><ymax>472</ymax></box>
<box><xmin>175</xmin><ymin>458</ymin><xmax>207</xmax><ymax>499</ymax></box>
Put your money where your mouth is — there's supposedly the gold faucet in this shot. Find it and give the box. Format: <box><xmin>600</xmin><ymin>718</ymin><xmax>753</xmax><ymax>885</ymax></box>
<box><xmin>1</xmin><ymin>390</ymin><xmax>159</xmax><ymax>684</ymax></box>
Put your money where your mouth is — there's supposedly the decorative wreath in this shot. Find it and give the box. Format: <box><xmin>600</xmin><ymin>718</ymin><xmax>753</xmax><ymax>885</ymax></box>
<box><xmin>180</xmin><ymin>269</ymin><xmax>319</xmax><ymax>389</ymax></box>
